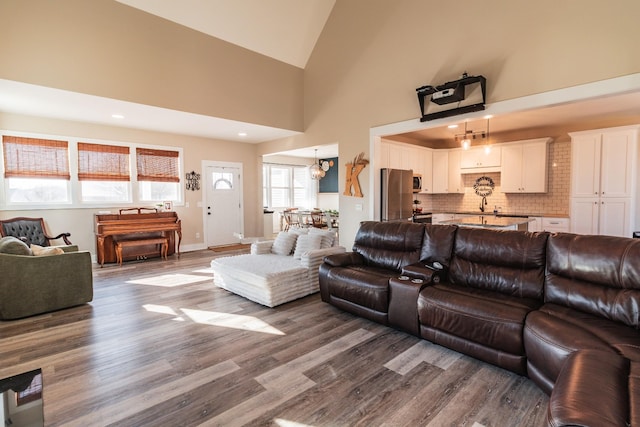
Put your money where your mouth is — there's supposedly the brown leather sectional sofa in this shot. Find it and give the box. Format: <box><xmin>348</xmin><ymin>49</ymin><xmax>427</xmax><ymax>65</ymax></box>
<box><xmin>319</xmin><ymin>221</ymin><xmax>640</xmax><ymax>427</ymax></box>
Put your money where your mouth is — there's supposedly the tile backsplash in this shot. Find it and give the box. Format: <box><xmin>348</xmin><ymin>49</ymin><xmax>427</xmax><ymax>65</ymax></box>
<box><xmin>418</xmin><ymin>141</ymin><xmax>570</xmax><ymax>216</ymax></box>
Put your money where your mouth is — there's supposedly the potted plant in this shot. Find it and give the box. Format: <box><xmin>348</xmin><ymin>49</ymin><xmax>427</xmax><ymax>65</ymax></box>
<box><xmin>413</xmin><ymin>199</ymin><xmax>422</xmax><ymax>213</ymax></box>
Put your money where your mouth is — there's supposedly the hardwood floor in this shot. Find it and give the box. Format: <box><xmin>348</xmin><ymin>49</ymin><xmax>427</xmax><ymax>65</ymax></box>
<box><xmin>0</xmin><ymin>250</ymin><xmax>548</xmax><ymax>426</ymax></box>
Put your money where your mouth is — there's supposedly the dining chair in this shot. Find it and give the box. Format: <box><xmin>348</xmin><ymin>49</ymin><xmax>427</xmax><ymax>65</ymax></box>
<box><xmin>310</xmin><ymin>211</ymin><xmax>327</xmax><ymax>229</ymax></box>
<box><xmin>283</xmin><ymin>209</ymin><xmax>301</xmax><ymax>231</ymax></box>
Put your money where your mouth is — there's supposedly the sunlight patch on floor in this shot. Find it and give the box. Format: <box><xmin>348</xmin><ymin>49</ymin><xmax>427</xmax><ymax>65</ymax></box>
<box><xmin>181</xmin><ymin>308</ymin><xmax>285</xmax><ymax>335</ymax></box>
<box><xmin>274</xmin><ymin>419</ymin><xmax>315</xmax><ymax>427</ymax></box>
<box><xmin>127</xmin><ymin>273</ymin><xmax>210</xmax><ymax>287</ymax></box>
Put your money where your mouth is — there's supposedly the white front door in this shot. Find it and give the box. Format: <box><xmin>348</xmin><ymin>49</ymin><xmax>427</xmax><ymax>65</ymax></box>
<box><xmin>205</xmin><ymin>164</ymin><xmax>243</xmax><ymax>246</ymax></box>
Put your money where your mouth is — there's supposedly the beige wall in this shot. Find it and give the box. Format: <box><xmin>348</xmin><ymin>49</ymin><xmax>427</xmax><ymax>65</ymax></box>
<box><xmin>0</xmin><ymin>112</ymin><xmax>262</xmax><ymax>256</ymax></box>
<box><xmin>0</xmin><ymin>0</ymin><xmax>304</xmax><ymax>131</ymax></box>
<box><xmin>262</xmin><ymin>0</ymin><xmax>640</xmax><ymax>245</ymax></box>
<box><xmin>2</xmin><ymin>1</ymin><xmax>640</xmax><ymax>249</ymax></box>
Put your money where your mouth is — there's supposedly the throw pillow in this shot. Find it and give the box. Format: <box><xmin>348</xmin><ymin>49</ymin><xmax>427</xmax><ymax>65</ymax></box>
<box><xmin>271</xmin><ymin>231</ymin><xmax>297</xmax><ymax>256</ymax></box>
<box><xmin>308</xmin><ymin>228</ymin><xmax>336</xmax><ymax>248</ymax></box>
<box><xmin>0</xmin><ymin>236</ymin><xmax>33</xmax><ymax>255</ymax></box>
<box><xmin>293</xmin><ymin>234</ymin><xmax>323</xmax><ymax>259</ymax></box>
<box><xmin>30</xmin><ymin>244</ymin><xmax>65</xmax><ymax>256</ymax></box>
<box><xmin>288</xmin><ymin>227</ymin><xmax>309</xmax><ymax>236</ymax></box>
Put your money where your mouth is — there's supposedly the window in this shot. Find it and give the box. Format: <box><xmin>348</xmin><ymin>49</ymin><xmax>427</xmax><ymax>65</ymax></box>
<box><xmin>2</xmin><ymin>135</ymin><xmax>70</xmax><ymax>203</ymax></box>
<box><xmin>263</xmin><ymin>163</ymin><xmax>313</xmax><ymax>209</ymax></box>
<box><xmin>78</xmin><ymin>142</ymin><xmax>130</xmax><ymax>202</ymax></box>
<box><xmin>136</xmin><ymin>148</ymin><xmax>180</xmax><ymax>202</ymax></box>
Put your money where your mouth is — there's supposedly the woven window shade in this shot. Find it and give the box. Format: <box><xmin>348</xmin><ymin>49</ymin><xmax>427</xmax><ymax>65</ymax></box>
<box><xmin>3</xmin><ymin>135</ymin><xmax>70</xmax><ymax>179</ymax></box>
<box><xmin>136</xmin><ymin>148</ymin><xmax>180</xmax><ymax>182</ymax></box>
<box><xmin>78</xmin><ymin>142</ymin><xmax>130</xmax><ymax>181</ymax></box>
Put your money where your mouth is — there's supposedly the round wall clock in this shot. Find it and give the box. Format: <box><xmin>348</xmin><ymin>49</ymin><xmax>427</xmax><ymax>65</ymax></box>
<box><xmin>321</xmin><ymin>160</ymin><xmax>330</xmax><ymax>171</ymax></box>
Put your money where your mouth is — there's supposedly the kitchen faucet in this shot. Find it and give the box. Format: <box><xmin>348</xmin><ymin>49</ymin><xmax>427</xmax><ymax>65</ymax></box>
<box><xmin>479</xmin><ymin>196</ymin><xmax>487</xmax><ymax>212</ymax></box>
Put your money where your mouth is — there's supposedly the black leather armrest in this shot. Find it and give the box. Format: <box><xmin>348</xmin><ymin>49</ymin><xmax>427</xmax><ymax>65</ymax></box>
<box><xmin>322</xmin><ymin>252</ymin><xmax>365</xmax><ymax>267</ymax></box>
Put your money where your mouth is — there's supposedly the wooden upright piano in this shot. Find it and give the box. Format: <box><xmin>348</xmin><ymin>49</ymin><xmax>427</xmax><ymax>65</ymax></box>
<box><xmin>95</xmin><ymin>209</ymin><xmax>182</xmax><ymax>266</ymax></box>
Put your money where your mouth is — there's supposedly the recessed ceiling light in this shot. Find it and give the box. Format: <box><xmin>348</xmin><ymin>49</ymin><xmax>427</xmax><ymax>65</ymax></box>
<box><xmin>111</xmin><ymin>114</ymin><xmax>125</xmax><ymax>119</ymax></box>
<box><xmin>447</xmin><ymin>124</ymin><xmax>458</xmax><ymax>129</ymax></box>
<box><xmin>238</xmin><ymin>132</ymin><xmax>247</xmax><ymax>137</ymax></box>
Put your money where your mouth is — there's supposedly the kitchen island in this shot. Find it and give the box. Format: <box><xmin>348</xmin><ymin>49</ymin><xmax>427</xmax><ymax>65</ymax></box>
<box><xmin>441</xmin><ymin>215</ymin><xmax>534</xmax><ymax>231</ymax></box>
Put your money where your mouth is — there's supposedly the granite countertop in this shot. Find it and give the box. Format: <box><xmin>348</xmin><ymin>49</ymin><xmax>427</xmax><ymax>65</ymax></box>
<box><xmin>440</xmin><ymin>215</ymin><xmax>534</xmax><ymax>228</ymax></box>
<box><xmin>431</xmin><ymin>210</ymin><xmax>569</xmax><ymax>218</ymax></box>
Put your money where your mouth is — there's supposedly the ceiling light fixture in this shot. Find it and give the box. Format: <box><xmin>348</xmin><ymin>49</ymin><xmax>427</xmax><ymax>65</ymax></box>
<box><xmin>238</xmin><ymin>132</ymin><xmax>247</xmax><ymax>137</ymax></box>
<box><xmin>309</xmin><ymin>149</ymin><xmax>326</xmax><ymax>180</ymax></box>
<box><xmin>111</xmin><ymin>114</ymin><xmax>125</xmax><ymax>119</ymax></box>
<box><xmin>455</xmin><ymin>119</ymin><xmax>490</xmax><ymax>151</ymax></box>
<box><xmin>484</xmin><ymin>117</ymin><xmax>492</xmax><ymax>154</ymax></box>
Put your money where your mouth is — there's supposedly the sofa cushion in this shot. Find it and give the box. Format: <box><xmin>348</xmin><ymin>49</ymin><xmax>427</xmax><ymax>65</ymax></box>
<box><xmin>419</xmin><ymin>224</ymin><xmax>457</xmax><ymax>267</ymax></box>
<box><xmin>308</xmin><ymin>228</ymin><xmax>336</xmax><ymax>248</ymax></box>
<box><xmin>325</xmin><ymin>265</ymin><xmax>394</xmax><ymax>313</ymax></box>
<box><xmin>418</xmin><ymin>283</ymin><xmax>540</xmax><ymax>355</ymax></box>
<box><xmin>352</xmin><ymin>221</ymin><xmax>424</xmax><ymax>272</ymax></box>
<box><xmin>449</xmin><ymin>228</ymin><xmax>549</xmax><ymax>299</ymax></box>
<box><xmin>293</xmin><ymin>234</ymin><xmax>322</xmax><ymax>259</ymax></box>
<box><xmin>0</xmin><ymin>236</ymin><xmax>32</xmax><ymax>255</ymax></box>
<box><xmin>271</xmin><ymin>231</ymin><xmax>297</xmax><ymax>255</ymax></box>
<box><xmin>31</xmin><ymin>244</ymin><xmax>64</xmax><ymax>256</ymax></box>
<box><xmin>545</xmin><ymin>233</ymin><xmax>640</xmax><ymax>328</ymax></box>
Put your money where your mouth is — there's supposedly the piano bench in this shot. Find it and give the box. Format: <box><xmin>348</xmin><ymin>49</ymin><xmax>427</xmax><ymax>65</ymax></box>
<box><xmin>114</xmin><ymin>237</ymin><xmax>168</xmax><ymax>266</ymax></box>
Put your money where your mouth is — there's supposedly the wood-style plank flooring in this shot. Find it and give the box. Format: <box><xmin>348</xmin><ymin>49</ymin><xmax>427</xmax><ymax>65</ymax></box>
<box><xmin>0</xmin><ymin>250</ymin><xmax>548</xmax><ymax>426</ymax></box>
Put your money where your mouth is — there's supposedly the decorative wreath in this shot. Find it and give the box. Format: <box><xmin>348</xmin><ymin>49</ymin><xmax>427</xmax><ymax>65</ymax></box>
<box><xmin>473</xmin><ymin>176</ymin><xmax>495</xmax><ymax>197</ymax></box>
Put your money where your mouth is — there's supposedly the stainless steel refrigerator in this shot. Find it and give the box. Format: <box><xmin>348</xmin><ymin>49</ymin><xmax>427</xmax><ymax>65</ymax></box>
<box><xmin>381</xmin><ymin>168</ymin><xmax>413</xmax><ymax>221</ymax></box>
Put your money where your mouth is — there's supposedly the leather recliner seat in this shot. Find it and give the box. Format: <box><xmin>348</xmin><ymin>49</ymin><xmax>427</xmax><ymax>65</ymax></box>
<box><xmin>418</xmin><ymin>227</ymin><xmax>549</xmax><ymax>374</ymax></box>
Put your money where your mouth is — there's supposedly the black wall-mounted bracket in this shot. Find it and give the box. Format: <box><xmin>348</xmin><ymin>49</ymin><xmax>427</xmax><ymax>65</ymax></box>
<box><xmin>416</xmin><ymin>74</ymin><xmax>487</xmax><ymax>122</ymax></box>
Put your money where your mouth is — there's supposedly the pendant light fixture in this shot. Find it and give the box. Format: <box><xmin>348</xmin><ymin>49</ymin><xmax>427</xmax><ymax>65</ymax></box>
<box><xmin>460</xmin><ymin>121</ymin><xmax>471</xmax><ymax>150</ymax></box>
<box><xmin>309</xmin><ymin>149</ymin><xmax>326</xmax><ymax>180</ymax></box>
<box><xmin>484</xmin><ymin>116</ymin><xmax>492</xmax><ymax>154</ymax></box>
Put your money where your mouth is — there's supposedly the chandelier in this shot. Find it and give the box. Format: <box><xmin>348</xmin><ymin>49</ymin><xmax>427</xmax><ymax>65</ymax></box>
<box><xmin>310</xmin><ymin>149</ymin><xmax>326</xmax><ymax>180</ymax></box>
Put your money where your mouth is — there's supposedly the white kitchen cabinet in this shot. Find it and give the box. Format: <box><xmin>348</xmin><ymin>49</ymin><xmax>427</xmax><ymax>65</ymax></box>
<box><xmin>571</xmin><ymin>198</ymin><xmax>631</xmax><ymax>237</ymax></box>
<box><xmin>414</xmin><ymin>148</ymin><xmax>433</xmax><ymax>193</ymax></box>
<box><xmin>501</xmin><ymin>138</ymin><xmax>550</xmax><ymax>193</ymax></box>
<box><xmin>541</xmin><ymin>217</ymin><xmax>570</xmax><ymax>233</ymax></box>
<box><xmin>460</xmin><ymin>146</ymin><xmax>501</xmax><ymax>171</ymax></box>
<box><xmin>387</xmin><ymin>142</ymin><xmax>411</xmax><ymax>170</ymax></box>
<box><xmin>570</xmin><ymin>125</ymin><xmax>639</xmax><ymax>237</ymax></box>
<box><xmin>447</xmin><ymin>150</ymin><xmax>464</xmax><ymax>194</ymax></box>
<box><xmin>432</xmin><ymin>150</ymin><xmax>449</xmax><ymax>193</ymax></box>
<box><xmin>571</xmin><ymin>128</ymin><xmax>635</xmax><ymax>198</ymax></box>
<box><xmin>528</xmin><ymin>217</ymin><xmax>543</xmax><ymax>232</ymax></box>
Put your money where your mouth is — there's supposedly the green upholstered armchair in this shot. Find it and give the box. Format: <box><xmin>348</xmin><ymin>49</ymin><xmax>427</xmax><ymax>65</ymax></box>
<box><xmin>0</xmin><ymin>217</ymin><xmax>71</xmax><ymax>246</ymax></box>
<box><xmin>0</xmin><ymin>238</ymin><xmax>93</xmax><ymax>320</ymax></box>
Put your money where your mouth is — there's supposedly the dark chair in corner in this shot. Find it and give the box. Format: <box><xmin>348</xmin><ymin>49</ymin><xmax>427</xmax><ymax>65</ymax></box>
<box><xmin>0</xmin><ymin>217</ymin><xmax>71</xmax><ymax>246</ymax></box>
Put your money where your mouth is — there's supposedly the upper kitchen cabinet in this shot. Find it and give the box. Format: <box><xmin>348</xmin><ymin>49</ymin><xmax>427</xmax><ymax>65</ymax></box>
<box><xmin>460</xmin><ymin>146</ymin><xmax>501</xmax><ymax>173</ymax></box>
<box><xmin>432</xmin><ymin>149</ymin><xmax>463</xmax><ymax>194</ymax></box>
<box><xmin>379</xmin><ymin>140</ymin><xmax>434</xmax><ymax>193</ymax></box>
<box><xmin>570</xmin><ymin>127</ymin><xmax>636</xmax><ymax>198</ymax></box>
<box><xmin>501</xmin><ymin>138</ymin><xmax>551</xmax><ymax>193</ymax></box>
<box><xmin>569</xmin><ymin>125</ymin><xmax>640</xmax><ymax>237</ymax></box>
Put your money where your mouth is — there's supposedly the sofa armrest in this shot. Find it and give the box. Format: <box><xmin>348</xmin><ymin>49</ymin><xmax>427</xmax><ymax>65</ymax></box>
<box><xmin>0</xmin><ymin>251</ymin><xmax>93</xmax><ymax>320</ymax></box>
<box><xmin>300</xmin><ymin>246</ymin><xmax>346</xmax><ymax>269</ymax></box>
<box><xmin>321</xmin><ymin>251</ymin><xmax>365</xmax><ymax>268</ymax></box>
<box><xmin>251</xmin><ymin>240</ymin><xmax>274</xmax><ymax>255</ymax></box>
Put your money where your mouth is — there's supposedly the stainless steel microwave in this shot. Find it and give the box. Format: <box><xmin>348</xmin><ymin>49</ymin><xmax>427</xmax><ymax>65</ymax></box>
<box><xmin>412</xmin><ymin>174</ymin><xmax>422</xmax><ymax>193</ymax></box>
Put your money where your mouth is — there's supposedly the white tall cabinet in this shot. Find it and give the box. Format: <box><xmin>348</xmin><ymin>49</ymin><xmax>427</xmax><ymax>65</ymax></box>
<box><xmin>570</xmin><ymin>126</ymin><xmax>640</xmax><ymax>237</ymax></box>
